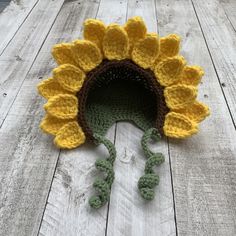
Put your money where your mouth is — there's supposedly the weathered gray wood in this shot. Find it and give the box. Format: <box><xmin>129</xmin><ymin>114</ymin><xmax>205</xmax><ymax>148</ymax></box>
<box><xmin>38</xmin><ymin>1</ymin><xmax>118</xmax><ymax>235</ymax></box>
<box><xmin>127</xmin><ymin>0</ymin><xmax>157</xmax><ymax>32</ymax></box>
<box><xmin>0</xmin><ymin>0</ymin><xmax>39</xmax><ymax>54</ymax></box>
<box><xmin>0</xmin><ymin>115</ymin><xmax>59</xmax><ymax>236</ymax></box>
<box><xmin>0</xmin><ymin>1</ymin><xmax>10</xmax><ymax>14</ymax></box>
<box><xmin>0</xmin><ymin>0</ymin><xmax>65</xmax><ymax>233</ymax></box>
<box><xmin>96</xmin><ymin>0</ymin><xmax>127</xmax><ymax>25</ymax></box>
<box><xmin>106</xmin><ymin>1</ymin><xmax>176</xmax><ymax>235</ymax></box>
<box><xmin>0</xmin><ymin>0</ymin><xmax>101</xmax><ymax>235</ymax></box>
<box><xmin>191</xmin><ymin>0</ymin><xmax>236</xmax><ymax>125</ymax></box>
<box><xmin>39</xmin><ymin>128</ymin><xmax>116</xmax><ymax>236</ymax></box>
<box><xmin>107</xmin><ymin>124</ymin><xmax>176</xmax><ymax>236</ymax></box>
<box><xmin>156</xmin><ymin>0</ymin><xmax>236</xmax><ymax>235</ymax></box>
<box><xmin>39</xmin><ymin>1</ymin><xmax>130</xmax><ymax>235</ymax></box>
<box><xmin>220</xmin><ymin>0</ymin><xmax>236</xmax><ymax>28</ymax></box>
<box><xmin>0</xmin><ymin>0</ymin><xmax>65</xmax><ymax>125</ymax></box>
<box><xmin>1</xmin><ymin>0</ymin><xmax>236</xmax><ymax>235</ymax></box>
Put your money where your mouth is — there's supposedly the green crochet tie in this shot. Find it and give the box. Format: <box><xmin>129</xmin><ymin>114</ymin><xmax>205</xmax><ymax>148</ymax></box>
<box><xmin>138</xmin><ymin>128</ymin><xmax>165</xmax><ymax>200</ymax></box>
<box><xmin>85</xmin><ymin>61</ymin><xmax>166</xmax><ymax>208</ymax></box>
<box><xmin>89</xmin><ymin>133</ymin><xmax>116</xmax><ymax>209</ymax></box>
<box><xmin>89</xmin><ymin>128</ymin><xmax>165</xmax><ymax>208</ymax></box>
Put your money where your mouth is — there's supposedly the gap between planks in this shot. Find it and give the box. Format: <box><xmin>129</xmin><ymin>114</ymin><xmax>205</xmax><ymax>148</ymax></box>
<box><xmin>0</xmin><ymin>0</ymin><xmax>40</xmax><ymax>55</ymax></box>
<box><xmin>39</xmin><ymin>0</ymin><xmax>176</xmax><ymax>236</ymax></box>
<box><xmin>0</xmin><ymin>0</ymin><xmax>235</xmax><ymax>235</ymax></box>
<box><xmin>156</xmin><ymin>0</ymin><xmax>236</xmax><ymax>235</ymax></box>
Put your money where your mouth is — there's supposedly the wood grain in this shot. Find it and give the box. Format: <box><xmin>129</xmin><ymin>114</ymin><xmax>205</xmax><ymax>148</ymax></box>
<box><xmin>0</xmin><ymin>0</ymin><xmax>65</xmax><ymax>125</ymax></box>
<box><xmin>220</xmin><ymin>0</ymin><xmax>236</xmax><ymax>28</ymax></box>
<box><xmin>39</xmin><ymin>1</ymin><xmax>130</xmax><ymax>235</ymax></box>
<box><xmin>191</xmin><ymin>0</ymin><xmax>236</xmax><ymax>126</ymax></box>
<box><xmin>96</xmin><ymin>0</ymin><xmax>128</xmax><ymax>25</ymax></box>
<box><xmin>0</xmin><ymin>0</ymin><xmax>95</xmax><ymax>235</ymax></box>
<box><xmin>0</xmin><ymin>0</ymin><xmax>39</xmax><ymax>54</ymax></box>
<box><xmin>156</xmin><ymin>0</ymin><xmax>236</xmax><ymax>235</ymax></box>
<box><xmin>106</xmin><ymin>1</ymin><xmax>176</xmax><ymax>236</ymax></box>
<box><xmin>39</xmin><ymin>127</ymin><xmax>116</xmax><ymax>236</ymax></box>
<box><xmin>0</xmin><ymin>1</ymin><xmax>10</xmax><ymax>14</ymax></box>
<box><xmin>1</xmin><ymin>0</ymin><xmax>236</xmax><ymax>235</ymax></box>
<box><xmin>38</xmin><ymin>1</ymin><xmax>120</xmax><ymax>235</ymax></box>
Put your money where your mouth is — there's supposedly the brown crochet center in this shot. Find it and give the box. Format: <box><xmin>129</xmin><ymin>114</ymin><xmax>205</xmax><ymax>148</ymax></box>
<box><xmin>77</xmin><ymin>59</ymin><xmax>169</xmax><ymax>141</ymax></box>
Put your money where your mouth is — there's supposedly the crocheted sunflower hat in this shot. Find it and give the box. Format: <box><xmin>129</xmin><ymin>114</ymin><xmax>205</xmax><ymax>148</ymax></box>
<box><xmin>38</xmin><ymin>17</ymin><xmax>210</xmax><ymax>208</ymax></box>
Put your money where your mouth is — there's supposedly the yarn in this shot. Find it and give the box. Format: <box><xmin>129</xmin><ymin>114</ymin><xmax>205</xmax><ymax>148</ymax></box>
<box><xmin>38</xmin><ymin>77</ymin><xmax>71</xmax><ymax>100</ymax></box>
<box><xmin>77</xmin><ymin>59</ymin><xmax>169</xmax><ymax>141</ymax></box>
<box><xmin>52</xmin><ymin>43</ymin><xmax>76</xmax><ymax>65</ymax></box>
<box><xmin>54</xmin><ymin>121</ymin><xmax>85</xmax><ymax>149</ymax></box>
<box><xmin>132</xmin><ymin>33</ymin><xmax>160</xmax><ymax>69</ymax></box>
<box><xmin>37</xmin><ymin>16</ymin><xmax>210</xmax><ymax>209</ymax></box>
<box><xmin>138</xmin><ymin>128</ymin><xmax>165</xmax><ymax>200</ymax></box>
<box><xmin>44</xmin><ymin>94</ymin><xmax>78</xmax><ymax>120</ymax></box>
<box><xmin>83</xmin><ymin>19</ymin><xmax>106</xmax><ymax>51</ymax></box>
<box><xmin>38</xmin><ymin>16</ymin><xmax>210</xmax><ymax>145</ymax></box>
<box><xmin>154</xmin><ymin>56</ymin><xmax>186</xmax><ymax>87</ymax></box>
<box><xmin>159</xmin><ymin>34</ymin><xmax>181</xmax><ymax>58</ymax></box>
<box><xmin>103</xmin><ymin>24</ymin><xmax>129</xmax><ymax>60</ymax></box>
<box><xmin>180</xmin><ymin>65</ymin><xmax>204</xmax><ymax>86</ymax></box>
<box><xmin>164</xmin><ymin>84</ymin><xmax>198</xmax><ymax>110</ymax></box>
<box><xmin>164</xmin><ymin>112</ymin><xmax>198</xmax><ymax>138</ymax></box>
<box><xmin>124</xmin><ymin>16</ymin><xmax>147</xmax><ymax>45</ymax></box>
<box><xmin>40</xmin><ymin>114</ymin><xmax>75</xmax><ymax>136</ymax></box>
<box><xmin>53</xmin><ymin>64</ymin><xmax>85</xmax><ymax>93</ymax></box>
<box><xmin>89</xmin><ymin>133</ymin><xmax>116</xmax><ymax>209</ymax></box>
<box><xmin>73</xmin><ymin>40</ymin><xmax>102</xmax><ymax>72</ymax></box>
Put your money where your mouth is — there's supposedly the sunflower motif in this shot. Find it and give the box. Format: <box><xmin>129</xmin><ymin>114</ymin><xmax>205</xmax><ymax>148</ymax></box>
<box><xmin>38</xmin><ymin>16</ymin><xmax>210</xmax><ymax>149</ymax></box>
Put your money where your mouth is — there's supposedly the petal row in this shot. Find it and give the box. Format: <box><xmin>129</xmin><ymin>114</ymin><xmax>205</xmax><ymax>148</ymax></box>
<box><xmin>40</xmin><ymin>94</ymin><xmax>85</xmax><ymax>148</ymax></box>
<box><xmin>45</xmin><ymin>16</ymin><xmax>210</xmax><ymax>141</ymax></box>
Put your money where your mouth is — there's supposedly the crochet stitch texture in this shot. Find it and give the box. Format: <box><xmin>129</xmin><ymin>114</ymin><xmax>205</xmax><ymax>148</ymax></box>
<box><xmin>37</xmin><ymin>16</ymin><xmax>210</xmax><ymax>208</ymax></box>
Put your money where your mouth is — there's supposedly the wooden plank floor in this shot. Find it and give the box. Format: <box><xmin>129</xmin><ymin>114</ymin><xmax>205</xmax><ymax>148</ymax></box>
<box><xmin>0</xmin><ymin>0</ymin><xmax>235</xmax><ymax>235</ymax></box>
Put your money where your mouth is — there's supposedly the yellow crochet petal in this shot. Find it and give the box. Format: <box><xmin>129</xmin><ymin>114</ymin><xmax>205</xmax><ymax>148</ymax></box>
<box><xmin>180</xmin><ymin>65</ymin><xmax>204</xmax><ymax>86</ymax></box>
<box><xmin>164</xmin><ymin>84</ymin><xmax>197</xmax><ymax>110</ymax></box>
<box><xmin>103</xmin><ymin>24</ymin><xmax>129</xmax><ymax>60</ymax></box>
<box><xmin>164</xmin><ymin>112</ymin><xmax>198</xmax><ymax>138</ymax></box>
<box><xmin>155</xmin><ymin>56</ymin><xmax>186</xmax><ymax>86</ymax></box>
<box><xmin>72</xmin><ymin>40</ymin><xmax>102</xmax><ymax>72</ymax></box>
<box><xmin>124</xmin><ymin>16</ymin><xmax>147</xmax><ymax>44</ymax></box>
<box><xmin>160</xmin><ymin>34</ymin><xmax>180</xmax><ymax>57</ymax></box>
<box><xmin>83</xmin><ymin>19</ymin><xmax>106</xmax><ymax>50</ymax></box>
<box><xmin>132</xmin><ymin>33</ymin><xmax>160</xmax><ymax>69</ymax></box>
<box><xmin>54</xmin><ymin>121</ymin><xmax>86</xmax><ymax>149</ymax></box>
<box><xmin>52</xmin><ymin>43</ymin><xmax>76</xmax><ymax>66</ymax></box>
<box><xmin>40</xmin><ymin>114</ymin><xmax>74</xmax><ymax>135</ymax></box>
<box><xmin>37</xmin><ymin>77</ymin><xmax>70</xmax><ymax>100</ymax></box>
<box><xmin>174</xmin><ymin>101</ymin><xmax>210</xmax><ymax>123</ymax></box>
<box><xmin>53</xmin><ymin>64</ymin><xmax>86</xmax><ymax>93</ymax></box>
<box><xmin>44</xmin><ymin>94</ymin><xmax>78</xmax><ymax>119</ymax></box>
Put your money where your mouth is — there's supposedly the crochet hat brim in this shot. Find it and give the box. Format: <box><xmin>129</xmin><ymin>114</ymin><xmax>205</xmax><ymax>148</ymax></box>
<box><xmin>77</xmin><ymin>59</ymin><xmax>169</xmax><ymax>141</ymax></box>
<box><xmin>37</xmin><ymin>16</ymin><xmax>210</xmax><ymax>149</ymax></box>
